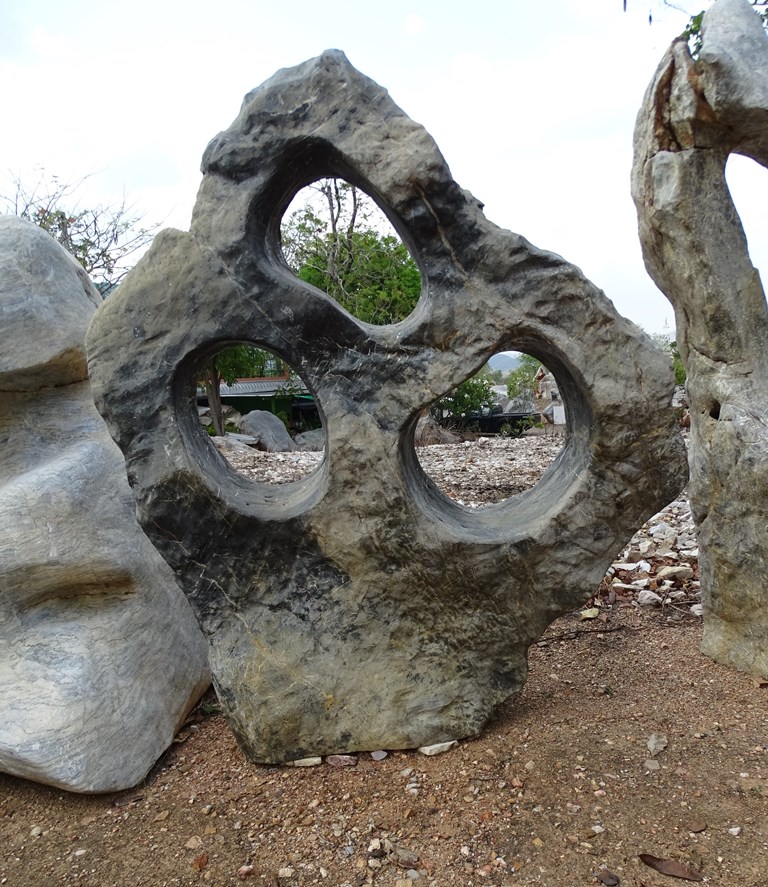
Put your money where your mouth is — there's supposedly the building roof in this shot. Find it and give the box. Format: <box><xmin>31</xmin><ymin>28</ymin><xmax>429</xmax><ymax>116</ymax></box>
<box><xmin>215</xmin><ymin>377</ymin><xmax>310</xmax><ymax>398</ymax></box>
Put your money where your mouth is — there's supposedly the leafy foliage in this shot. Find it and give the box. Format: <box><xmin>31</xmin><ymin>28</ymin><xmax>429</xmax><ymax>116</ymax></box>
<box><xmin>282</xmin><ymin>179</ymin><xmax>421</xmax><ymax>325</ymax></box>
<box><xmin>506</xmin><ymin>353</ymin><xmax>542</xmax><ymax>402</ymax></box>
<box><xmin>433</xmin><ymin>368</ymin><xmax>497</xmax><ymax>423</ymax></box>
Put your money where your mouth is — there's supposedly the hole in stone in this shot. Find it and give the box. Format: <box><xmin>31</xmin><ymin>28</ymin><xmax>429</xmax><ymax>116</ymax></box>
<box><xmin>196</xmin><ymin>343</ymin><xmax>324</xmax><ymax>484</ymax></box>
<box><xmin>709</xmin><ymin>400</ymin><xmax>721</xmax><ymax>421</ymax></box>
<box><xmin>280</xmin><ymin>177</ymin><xmax>422</xmax><ymax>325</ymax></box>
<box><xmin>415</xmin><ymin>351</ymin><xmax>565</xmax><ymax>507</ymax></box>
<box><xmin>726</xmin><ymin>154</ymin><xmax>768</xmax><ymax>299</ymax></box>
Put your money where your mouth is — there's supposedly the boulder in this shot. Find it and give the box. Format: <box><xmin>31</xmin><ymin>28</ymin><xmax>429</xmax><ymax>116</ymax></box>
<box><xmin>632</xmin><ymin>0</ymin><xmax>768</xmax><ymax>678</ymax></box>
<box><xmin>86</xmin><ymin>51</ymin><xmax>686</xmax><ymax>763</ymax></box>
<box><xmin>239</xmin><ymin>409</ymin><xmax>295</xmax><ymax>452</ymax></box>
<box><xmin>414</xmin><ymin>414</ymin><xmax>461</xmax><ymax>446</ymax></box>
<box><xmin>0</xmin><ymin>216</ymin><xmax>210</xmax><ymax>792</ymax></box>
<box><xmin>294</xmin><ymin>428</ymin><xmax>326</xmax><ymax>451</ymax></box>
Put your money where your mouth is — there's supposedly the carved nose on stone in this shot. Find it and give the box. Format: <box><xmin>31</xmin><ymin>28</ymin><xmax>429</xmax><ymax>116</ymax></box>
<box><xmin>86</xmin><ymin>50</ymin><xmax>687</xmax><ymax>763</ymax></box>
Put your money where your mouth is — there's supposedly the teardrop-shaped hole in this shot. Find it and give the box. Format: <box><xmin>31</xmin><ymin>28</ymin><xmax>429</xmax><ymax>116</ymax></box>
<box><xmin>415</xmin><ymin>352</ymin><xmax>565</xmax><ymax>507</ymax></box>
<box><xmin>280</xmin><ymin>178</ymin><xmax>422</xmax><ymax>325</ymax></box>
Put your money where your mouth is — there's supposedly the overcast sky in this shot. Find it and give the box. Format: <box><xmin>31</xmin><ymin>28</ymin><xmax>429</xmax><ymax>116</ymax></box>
<box><xmin>2</xmin><ymin>0</ymin><xmax>766</xmax><ymax>335</ymax></box>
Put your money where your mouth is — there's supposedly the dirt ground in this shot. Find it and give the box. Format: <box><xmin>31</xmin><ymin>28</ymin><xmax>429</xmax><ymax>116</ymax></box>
<box><xmin>2</xmin><ymin>436</ymin><xmax>767</xmax><ymax>887</ymax></box>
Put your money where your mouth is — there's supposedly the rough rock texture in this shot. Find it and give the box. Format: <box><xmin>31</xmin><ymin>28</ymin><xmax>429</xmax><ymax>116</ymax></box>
<box><xmin>0</xmin><ymin>216</ymin><xmax>210</xmax><ymax>793</ymax></box>
<box><xmin>239</xmin><ymin>409</ymin><xmax>296</xmax><ymax>452</ymax></box>
<box><xmin>86</xmin><ymin>51</ymin><xmax>687</xmax><ymax>763</ymax></box>
<box><xmin>632</xmin><ymin>0</ymin><xmax>768</xmax><ymax>678</ymax></box>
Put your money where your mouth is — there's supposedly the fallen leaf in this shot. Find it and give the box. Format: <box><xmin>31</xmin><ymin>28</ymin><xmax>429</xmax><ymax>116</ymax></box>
<box><xmin>639</xmin><ymin>853</ymin><xmax>703</xmax><ymax>881</ymax></box>
<box><xmin>580</xmin><ymin>607</ymin><xmax>600</xmax><ymax>620</ymax></box>
<box><xmin>594</xmin><ymin>871</ymin><xmax>620</xmax><ymax>886</ymax></box>
<box><xmin>192</xmin><ymin>853</ymin><xmax>208</xmax><ymax>871</ymax></box>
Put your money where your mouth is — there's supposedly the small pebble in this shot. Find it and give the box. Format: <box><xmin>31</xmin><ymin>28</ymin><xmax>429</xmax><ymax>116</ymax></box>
<box><xmin>418</xmin><ymin>741</ymin><xmax>457</xmax><ymax>756</ymax></box>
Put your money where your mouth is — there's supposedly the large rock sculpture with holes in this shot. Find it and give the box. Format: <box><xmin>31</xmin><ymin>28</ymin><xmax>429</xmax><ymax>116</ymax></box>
<box><xmin>0</xmin><ymin>215</ymin><xmax>210</xmax><ymax>792</ymax></box>
<box><xmin>87</xmin><ymin>51</ymin><xmax>687</xmax><ymax>763</ymax></box>
<box><xmin>633</xmin><ymin>0</ymin><xmax>768</xmax><ymax>678</ymax></box>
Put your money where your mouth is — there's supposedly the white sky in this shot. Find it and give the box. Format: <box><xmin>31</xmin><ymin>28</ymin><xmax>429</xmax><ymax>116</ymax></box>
<box><xmin>1</xmin><ymin>0</ymin><xmax>766</xmax><ymax>335</ymax></box>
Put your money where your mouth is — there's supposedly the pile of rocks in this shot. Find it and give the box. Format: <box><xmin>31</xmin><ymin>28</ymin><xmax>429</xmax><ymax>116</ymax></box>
<box><xmin>602</xmin><ymin>493</ymin><xmax>701</xmax><ymax>618</ymax></box>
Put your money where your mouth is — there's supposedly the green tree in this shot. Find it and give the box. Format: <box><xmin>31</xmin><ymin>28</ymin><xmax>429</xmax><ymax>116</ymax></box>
<box><xmin>282</xmin><ymin>178</ymin><xmax>421</xmax><ymax>325</ymax></box>
<box><xmin>1</xmin><ymin>172</ymin><xmax>158</xmax><ymax>292</ymax></box>
<box><xmin>507</xmin><ymin>353</ymin><xmax>542</xmax><ymax>403</ymax></box>
<box><xmin>432</xmin><ymin>367</ymin><xmax>496</xmax><ymax>425</ymax></box>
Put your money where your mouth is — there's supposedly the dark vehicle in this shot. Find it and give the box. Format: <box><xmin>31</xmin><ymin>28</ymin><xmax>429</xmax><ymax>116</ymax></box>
<box><xmin>452</xmin><ymin>405</ymin><xmax>539</xmax><ymax>437</ymax></box>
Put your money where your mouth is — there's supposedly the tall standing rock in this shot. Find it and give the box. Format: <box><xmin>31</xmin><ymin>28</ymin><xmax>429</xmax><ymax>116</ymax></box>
<box><xmin>87</xmin><ymin>51</ymin><xmax>687</xmax><ymax>763</ymax></box>
<box><xmin>632</xmin><ymin>0</ymin><xmax>768</xmax><ymax>677</ymax></box>
<box><xmin>0</xmin><ymin>216</ymin><xmax>210</xmax><ymax>792</ymax></box>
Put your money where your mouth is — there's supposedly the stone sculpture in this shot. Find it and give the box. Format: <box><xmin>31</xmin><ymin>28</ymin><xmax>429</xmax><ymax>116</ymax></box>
<box><xmin>0</xmin><ymin>216</ymin><xmax>210</xmax><ymax>792</ymax></box>
<box><xmin>86</xmin><ymin>51</ymin><xmax>687</xmax><ymax>763</ymax></box>
<box><xmin>632</xmin><ymin>0</ymin><xmax>768</xmax><ymax>678</ymax></box>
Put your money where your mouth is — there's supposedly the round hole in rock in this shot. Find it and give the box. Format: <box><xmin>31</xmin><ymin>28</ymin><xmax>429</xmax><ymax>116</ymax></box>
<box><xmin>280</xmin><ymin>177</ymin><xmax>422</xmax><ymax>325</ymax></box>
<box><xmin>415</xmin><ymin>351</ymin><xmax>565</xmax><ymax>507</ymax></box>
<box><xmin>196</xmin><ymin>343</ymin><xmax>325</xmax><ymax>484</ymax></box>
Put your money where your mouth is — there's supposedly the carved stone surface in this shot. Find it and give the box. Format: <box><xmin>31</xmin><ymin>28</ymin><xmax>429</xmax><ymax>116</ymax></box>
<box><xmin>632</xmin><ymin>0</ymin><xmax>768</xmax><ymax>677</ymax></box>
<box><xmin>0</xmin><ymin>216</ymin><xmax>210</xmax><ymax>792</ymax></box>
<box><xmin>87</xmin><ymin>51</ymin><xmax>687</xmax><ymax>763</ymax></box>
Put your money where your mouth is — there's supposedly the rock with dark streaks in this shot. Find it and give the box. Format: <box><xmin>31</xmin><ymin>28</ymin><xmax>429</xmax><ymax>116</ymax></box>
<box><xmin>87</xmin><ymin>51</ymin><xmax>686</xmax><ymax>762</ymax></box>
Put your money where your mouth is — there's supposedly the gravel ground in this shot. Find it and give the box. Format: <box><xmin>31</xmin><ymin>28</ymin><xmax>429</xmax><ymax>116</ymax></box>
<box><xmin>2</xmin><ymin>431</ymin><xmax>766</xmax><ymax>887</ymax></box>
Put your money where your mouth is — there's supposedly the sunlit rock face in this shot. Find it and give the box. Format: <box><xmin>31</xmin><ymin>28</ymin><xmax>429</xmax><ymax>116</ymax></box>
<box><xmin>87</xmin><ymin>51</ymin><xmax>687</xmax><ymax>764</ymax></box>
<box><xmin>633</xmin><ymin>0</ymin><xmax>768</xmax><ymax>679</ymax></box>
<box><xmin>0</xmin><ymin>216</ymin><xmax>210</xmax><ymax>793</ymax></box>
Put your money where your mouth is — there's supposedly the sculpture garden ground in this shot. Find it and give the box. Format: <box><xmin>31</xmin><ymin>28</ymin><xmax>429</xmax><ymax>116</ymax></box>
<box><xmin>2</xmin><ymin>435</ymin><xmax>766</xmax><ymax>887</ymax></box>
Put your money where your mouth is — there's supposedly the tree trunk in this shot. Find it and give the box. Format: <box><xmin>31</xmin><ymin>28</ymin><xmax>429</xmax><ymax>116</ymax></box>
<box><xmin>204</xmin><ymin>358</ymin><xmax>225</xmax><ymax>436</ymax></box>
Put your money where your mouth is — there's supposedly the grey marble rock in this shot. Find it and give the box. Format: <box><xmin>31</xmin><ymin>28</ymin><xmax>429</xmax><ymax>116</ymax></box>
<box><xmin>87</xmin><ymin>51</ymin><xmax>687</xmax><ymax>763</ymax></box>
<box><xmin>0</xmin><ymin>216</ymin><xmax>101</xmax><ymax>390</ymax></box>
<box><xmin>0</xmin><ymin>216</ymin><xmax>210</xmax><ymax>792</ymax></box>
<box><xmin>239</xmin><ymin>410</ymin><xmax>296</xmax><ymax>452</ymax></box>
<box><xmin>632</xmin><ymin>0</ymin><xmax>768</xmax><ymax>677</ymax></box>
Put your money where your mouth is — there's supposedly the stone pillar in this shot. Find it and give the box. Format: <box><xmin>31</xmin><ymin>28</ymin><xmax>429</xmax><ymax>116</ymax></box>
<box><xmin>632</xmin><ymin>0</ymin><xmax>768</xmax><ymax>677</ymax></box>
<box><xmin>87</xmin><ymin>51</ymin><xmax>687</xmax><ymax>763</ymax></box>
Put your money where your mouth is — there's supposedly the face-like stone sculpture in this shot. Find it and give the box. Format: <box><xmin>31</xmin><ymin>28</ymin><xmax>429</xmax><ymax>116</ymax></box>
<box><xmin>87</xmin><ymin>52</ymin><xmax>687</xmax><ymax>764</ymax></box>
<box><xmin>0</xmin><ymin>216</ymin><xmax>210</xmax><ymax>792</ymax></box>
